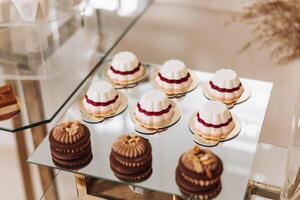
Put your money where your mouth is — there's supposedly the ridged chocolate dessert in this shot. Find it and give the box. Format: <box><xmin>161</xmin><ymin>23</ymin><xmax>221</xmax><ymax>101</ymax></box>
<box><xmin>176</xmin><ymin>146</ymin><xmax>223</xmax><ymax>200</ymax></box>
<box><xmin>49</xmin><ymin>121</ymin><xmax>92</xmax><ymax>170</ymax></box>
<box><xmin>110</xmin><ymin>135</ymin><xmax>152</xmax><ymax>182</ymax></box>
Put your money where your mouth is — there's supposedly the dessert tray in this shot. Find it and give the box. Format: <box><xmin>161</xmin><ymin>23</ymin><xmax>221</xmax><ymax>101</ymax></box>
<box><xmin>28</xmin><ymin>61</ymin><xmax>273</xmax><ymax>199</ymax></box>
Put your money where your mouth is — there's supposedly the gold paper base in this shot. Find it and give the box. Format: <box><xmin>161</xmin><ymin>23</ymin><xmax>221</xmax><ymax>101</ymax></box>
<box><xmin>188</xmin><ymin>113</ymin><xmax>242</xmax><ymax>147</ymax></box>
<box><xmin>129</xmin><ymin>102</ymin><xmax>181</xmax><ymax>135</ymax></box>
<box><xmin>101</xmin><ymin>64</ymin><xmax>149</xmax><ymax>89</ymax></box>
<box><xmin>202</xmin><ymin>83</ymin><xmax>251</xmax><ymax>109</ymax></box>
<box><xmin>151</xmin><ymin>69</ymin><xmax>199</xmax><ymax>98</ymax></box>
<box><xmin>79</xmin><ymin>91</ymin><xmax>128</xmax><ymax>123</ymax></box>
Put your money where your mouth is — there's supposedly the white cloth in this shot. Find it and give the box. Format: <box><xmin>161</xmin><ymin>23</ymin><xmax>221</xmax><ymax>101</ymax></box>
<box><xmin>0</xmin><ymin>0</ymin><xmax>10</xmax><ymax>22</ymax></box>
<box><xmin>57</xmin><ymin>0</ymin><xmax>82</xmax><ymax>7</ymax></box>
<box><xmin>11</xmin><ymin>0</ymin><xmax>49</xmax><ymax>21</ymax></box>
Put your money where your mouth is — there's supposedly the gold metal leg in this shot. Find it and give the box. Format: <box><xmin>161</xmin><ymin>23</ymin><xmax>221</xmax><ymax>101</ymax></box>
<box><xmin>14</xmin><ymin>132</ymin><xmax>36</xmax><ymax>200</ymax></box>
<box><xmin>244</xmin><ymin>180</ymin><xmax>281</xmax><ymax>200</ymax></box>
<box><xmin>22</xmin><ymin>81</ymin><xmax>59</xmax><ymax>200</ymax></box>
<box><xmin>6</xmin><ymin>81</ymin><xmax>36</xmax><ymax>200</ymax></box>
<box><xmin>76</xmin><ymin>175</ymin><xmax>103</xmax><ymax>200</ymax></box>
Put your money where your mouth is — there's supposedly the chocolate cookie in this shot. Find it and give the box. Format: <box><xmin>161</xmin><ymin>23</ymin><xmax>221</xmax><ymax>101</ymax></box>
<box><xmin>175</xmin><ymin>146</ymin><xmax>223</xmax><ymax>200</ymax></box>
<box><xmin>49</xmin><ymin>121</ymin><xmax>93</xmax><ymax>170</ymax></box>
<box><xmin>110</xmin><ymin>134</ymin><xmax>152</xmax><ymax>182</ymax></box>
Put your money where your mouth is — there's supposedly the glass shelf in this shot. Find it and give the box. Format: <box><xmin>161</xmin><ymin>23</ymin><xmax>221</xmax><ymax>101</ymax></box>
<box><xmin>28</xmin><ymin>62</ymin><xmax>273</xmax><ymax>199</ymax></box>
<box><xmin>1</xmin><ymin>0</ymin><xmax>89</xmax><ymax>26</ymax></box>
<box><xmin>0</xmin><ymin>0</ymin><xmax>152</xmax><ymax>132</ymax></box>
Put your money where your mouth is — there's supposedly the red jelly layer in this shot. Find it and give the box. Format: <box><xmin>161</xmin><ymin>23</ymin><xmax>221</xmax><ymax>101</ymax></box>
<box><xmin>196</xmin><ymin>113</ymin><xmax>232</xmax><ymax>128</ymax></box>
<box><xmin>158</xmin><ymin>73</ymin><xmax>190</xmax><ymax>84</ymax></box>
<box><xmin>110</xmin><ymin>63</ymin><xmax>141</xmax><ymax>75</ymax></box>
<box><xmin>137</xmin><ymin>103</ymin><xmax>172</xmax><ymax>116</ymax></box>
<box><xmin>85</xmin><ymin>95</ymin><xmax>119</xmax><ymax>107</ymax></box>
<box><xmin>209</xmin><ymin>81</ymin><xmax>242</xmax><ymax>93</ymax></box>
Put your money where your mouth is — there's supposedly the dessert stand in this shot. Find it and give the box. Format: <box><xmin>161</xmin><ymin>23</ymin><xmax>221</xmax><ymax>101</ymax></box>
<box><xmin>28</xmin><ymin>60</ymin><xmax>273</xmax><ymax>199</ymax></box>
<box><xmin>0</xmin><ymin>1</ymin><xmax>152</xmax><ymax>199</ymax></box>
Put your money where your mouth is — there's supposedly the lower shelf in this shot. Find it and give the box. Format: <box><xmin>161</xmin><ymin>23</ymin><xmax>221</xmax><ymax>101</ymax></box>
<box><xmin>40</xmin><ymin>170</ymin><xmax>282</xmax><ymax>200</ymax></box>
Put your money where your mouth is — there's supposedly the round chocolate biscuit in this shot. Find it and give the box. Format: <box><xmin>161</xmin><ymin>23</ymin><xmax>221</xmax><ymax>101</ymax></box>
<box><xmin>178</xmin><ymin>156</ymin><xmax>223</xmax><ymax>181</ymax></box>
<box><xmin>49</xmin><ymin>124</ymin><xmax>91</xmax><ymax>150</ymax></box>
<box><xmin>52</xmin><ymin>151</ymin><xmax>93</xmax><ymax>170</ymax></box>
<box><xmin>111</xmin><ymin>165</ymin><xmax>152</xmax><ymax>183</ymax></box>
<box><xmin>175</xmin><ymin>167</ymin><xmax>221</xmax><ymax>193</ymax></box>
<box><xmin>51</xmin><ymin>142</ymin><xmax>92</xmax><ymax>161</ymax></box>
<box><xmin>176</xmin><ymin>179</ymin><xmax>222</xmax><ymax>200</ymax></box>
<box><xmin>110</xmin><ymin>152</ymin><xmax>152</xmax><ymax>175</ymax></box>
<box><xmin>110</xmin><ymin>144</ymin><xmax>152</xmax><ymax>168</ymax></box>
<box><xmin>111</xmin><ymin>135</ymin><xmax>151</xmax><ymax>160</ymax></box>
<box><xmin>178</xmin><ymin>147</ymin><xmax>223</xmax><ymax>181</ymax></box>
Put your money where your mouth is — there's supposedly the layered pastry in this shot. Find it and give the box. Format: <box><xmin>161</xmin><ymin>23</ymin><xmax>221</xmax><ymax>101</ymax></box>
<box><xmin>205</xmin><ymin>69</ymin><xmax>244</xmax><ymax>104</ymax></box>
<box><xmin>134</xmin><ymin>89</ymin><xmax>174</xmax><ymax>128</ymax></box>
<box><xmin>193</xmin><ymin>101</ymin><xmax>235</xmax><ymax>141</ymax></box>
<box><xmin>176</xmin><ymin>146</ymin><xmax>223</xmax><ymax>200</ymax></box>
<box><xmin>49</xmin><ymin>121</ymin><xmax>92</xmax><ymax>169</ymax></box>
<box><xmin>110</xmin><ymin>135</ymin><xmax>152</xmax><ymax>182</ymax></box>
<box><xmin>155</xmin><ymin>59</ymin><xmax>192</xmax><ymax>94</ymax></box>
<box><xmin>82</xmin><ymin>81</ymin><xmax>122</xmax><ymax>118</ymax></box>
<box><xmin>107</xmin><ymin>51</ymin><xmax>145</xmax><ymax>85</ymax></box>
<box><xmin>0</xmin><ymin>85</ymin><xmax>20</xmax><ymax>121</ymax></box>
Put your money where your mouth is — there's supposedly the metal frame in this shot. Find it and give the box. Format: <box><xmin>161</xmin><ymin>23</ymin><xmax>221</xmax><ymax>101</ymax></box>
<box><xmin>76</xmin><ymin>175</ymin><xmax>282</xmax><ymax>200</ymax></box>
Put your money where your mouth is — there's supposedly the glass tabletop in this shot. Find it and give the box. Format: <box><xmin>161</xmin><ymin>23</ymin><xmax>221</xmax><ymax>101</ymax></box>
<box><xmin>28</xmin><ymin>62</ymin><xmax>273</xmax><ymax>199</ymax></box>
<box><xmin>0</xmin><ymin>0</ymin><xmax>152</xmax><ymax>132</ymax></box>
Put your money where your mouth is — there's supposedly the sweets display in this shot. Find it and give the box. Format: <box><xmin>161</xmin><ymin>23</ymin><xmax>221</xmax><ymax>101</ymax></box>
<box><xmin>110</xmin><ymin>135</ymin><xmax>152</xmax><ymax>182</ymax></box>
<box><xmin>204</xmin><ymin>69</ymin><xmax>244</xmax><ymax>105</ymax></box>
<box><xmin>49</xmin><ymin>121</ymin><xmax>92</xmax><ymax>169</ymax></box>
<box><xmin>82</xmin><ymin>81</ymin><xmax>122</xmax><ymax>118</ymax></box>
<box><xmin>107</xmin><ymin>51</ymin><xmax>146</xmax><ymax>86</ymax></box>
<box><xmin>0</xmin><ymin>85</ymin><xmax>20</xmax><ymax>121</ymax></box>
<box><xmin>155</xmin><ymin>59</ymin><xmax>193</xmax><ymax>95</ymax></box>
<box><xmin>191</xmin><ymin>101</ymin><xmax>235</xmax><ymax>141</ymax></box>
<box><xmin>176</xmin><ymin>146</ymin><xmax>223</xmax><ymax>200</ymax></box>
<box><xmin>134</xmin><ymin>89</ymin><xmax>175</xmax><ymax>128</ymax></box>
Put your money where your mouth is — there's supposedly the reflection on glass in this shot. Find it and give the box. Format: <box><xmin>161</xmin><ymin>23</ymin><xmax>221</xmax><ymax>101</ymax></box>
<box><xmin>109</xmin><ymin>134</ymin><xmax>152</xmax><ymax>182</ymax></box>
<box><xmin>118</xmin><ymin>0</ymin><xmax>138</xmax><ymax>16</ymax></box>
<box><xmin>90</xmin><ymin>0</ymin><xmax>119</xmax><ymax>11</ymax></box>
<box><xmin>281</xmin><ymin>92</ymin><xmax>300</xmax><ymax>199</ymax></box>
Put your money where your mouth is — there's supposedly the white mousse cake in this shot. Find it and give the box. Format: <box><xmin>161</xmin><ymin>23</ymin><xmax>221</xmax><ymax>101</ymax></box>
<box><xmin>155</xmin><ymin>59</ymin><xmax>192</xmax><ymax>94</ymax></box>
<box><xmin>194</xmin><ymin>101</ymin><xmax>235</xmax><ymax>141</ymax></box>
<box><xmin>134</xmin><ymin>89</ymin><xmax>174</xmax><ymax>127</ymax></box>
<box><xmin>83</xmin><ymin>81</ymin><xmax>121</xmax><ymax>117</ymax></box>
<box><xmin>205</xmin><ymin>69</ymin><xmax>244</xmax><ymax>104</ymax></box>
<box><xmin>108</xmin><ymin>51</ymin><xmax>144</xmax><ymax>85</ymax></box>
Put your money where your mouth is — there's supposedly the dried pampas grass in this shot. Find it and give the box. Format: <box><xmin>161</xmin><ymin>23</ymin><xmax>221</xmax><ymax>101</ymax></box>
<box><xmin>237</xmin><ymin>0</ymin><xmax>300</xmax><ymax>64</ymax></box>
